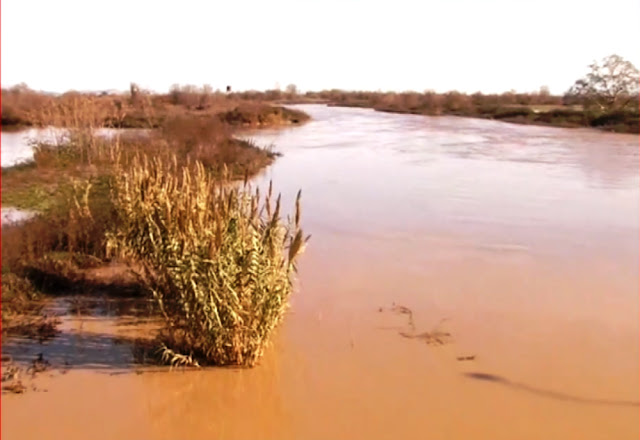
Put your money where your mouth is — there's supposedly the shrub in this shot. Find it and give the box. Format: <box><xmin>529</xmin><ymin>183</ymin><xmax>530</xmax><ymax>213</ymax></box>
<box><xmin>492</xmin><ymin>107</ymin><xmax>535</xmax><ymax>119</ymax></box>
<box><xmin>533</xmin><ymin>109</ymin><xmax>586</xmax><ymax>126</ymax></box>
<box><xmin>107</xmin><ymin>154</ymin><xmax>308</xmax><ymax>366</ymax></box>
<box><xmin>589</xmin><ymin>110</ymin><xmax>640</xmax><ymax>133</ymax></box>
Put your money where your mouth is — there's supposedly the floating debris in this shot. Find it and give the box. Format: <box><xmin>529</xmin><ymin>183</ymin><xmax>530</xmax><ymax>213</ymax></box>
<box><xmin>399</xmin><ymin>329</ymin><xmax>452</xmax><ymax>346</ymax></box>
<box><xmin>3</xmin><ymin>380</ymin><xmax>27</xmax><ymax>394</ymax></box>
<box><xmin>379</xmin><ymin>304</ymin><xmax>452</xmax><ymax>345</ymax></box>
<box><xmin>27</xmin><ymin>353</ymin><xmax>51</xmax><ymax>375</ymax></box>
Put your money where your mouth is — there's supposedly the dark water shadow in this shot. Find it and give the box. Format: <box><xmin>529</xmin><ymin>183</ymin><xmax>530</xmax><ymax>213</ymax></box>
<box><xmin>1</xmin><ymin>295</ymin><xmax>258</xmax><ymax>374</ymax></box>
<box><xmin>1</xmin><ymin>327</ymin><xmax>157</xmax><ymax>372</ymax></box>
<box><xmin>64</xmin><ymin>296</ymin><xmax>158</xmax><ymax>318</ymax></box>
<box><xmin>1</xmin><ymin>296</ymin><xmax>162</xmax><ymax>372</ymax></box>
<box><xmin>463</xmin><ymin>372</ymin><xmax>639</xmax><ymax>408</ymax></box>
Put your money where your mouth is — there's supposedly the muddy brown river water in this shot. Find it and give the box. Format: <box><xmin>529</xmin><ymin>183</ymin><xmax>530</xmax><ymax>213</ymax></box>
<box><xmin>2</xmin><ymin>105</ymin><xmax>638</xmax><ymax>439</ymax></box>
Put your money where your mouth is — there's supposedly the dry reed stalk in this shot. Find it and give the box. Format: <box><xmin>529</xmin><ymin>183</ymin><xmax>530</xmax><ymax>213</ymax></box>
<box><xmin>107</xmin><ymin>153</ymin><xmax>308</xmax><ymax>366</ymax></box>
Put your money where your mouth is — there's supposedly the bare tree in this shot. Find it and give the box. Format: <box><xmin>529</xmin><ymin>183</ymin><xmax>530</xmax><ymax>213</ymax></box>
<box><xmin>130</xmin><ymin>82</ymin><xmax>140</xmax><ymax>104</ymax></box>
<box><xmin>285</xmin><ymin>83</ymin><xmax>298</xmax><ymax>96</ymax></box>
<box><xmin>9</xmin><ymin>83</ymin><xmax>31</xmax><ymax>94</ymax></box>
<box><xmin>565</xmin><ymin>54</ymin><xmax>639</xmax><ymax>112</ymax></box>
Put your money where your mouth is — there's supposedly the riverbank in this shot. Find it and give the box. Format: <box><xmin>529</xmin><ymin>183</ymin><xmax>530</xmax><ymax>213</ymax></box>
<box><xmin>232</xmin><ymin>89</ymin><xmax>639</xmax><ymax>134</ymax></box>
<box><xmin>6</xmin><ymin>86</ymin><xmax>636</xmax><ymax>134</ymax></box>
<box><xmin>328</xmin><ymin>101</ymin><xmax>639</xmax><ymax>134</ymax></box>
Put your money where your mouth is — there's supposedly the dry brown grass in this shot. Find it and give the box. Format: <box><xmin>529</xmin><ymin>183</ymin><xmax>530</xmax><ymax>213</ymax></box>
<box><xmin>1</xmin><ymin>85</ymin><xmax>310</xmax><ymax>129</ymax></box>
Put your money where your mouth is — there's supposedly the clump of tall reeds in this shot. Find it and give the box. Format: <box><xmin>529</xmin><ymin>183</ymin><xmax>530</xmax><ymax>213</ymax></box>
<box><xmin>106</xmin><ymin>154</ymin><xmax>307</xmax><ymax>366</ymax></box>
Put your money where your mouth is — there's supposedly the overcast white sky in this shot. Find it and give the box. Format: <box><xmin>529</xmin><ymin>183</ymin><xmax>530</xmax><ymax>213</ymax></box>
<box><xmin>2</xmin><ymin>0</ymin><xmax>639</xmax><ymax>95</ymax></box>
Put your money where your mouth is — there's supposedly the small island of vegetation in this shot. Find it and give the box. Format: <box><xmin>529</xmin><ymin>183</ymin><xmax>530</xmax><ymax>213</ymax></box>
<box><xmin>2</xmin><ymin>89</ymin><xmax>310</xmax><ymax>367</ymax></box>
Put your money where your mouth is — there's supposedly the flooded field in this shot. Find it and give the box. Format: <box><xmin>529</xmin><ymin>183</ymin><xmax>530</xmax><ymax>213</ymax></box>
<box><xmin>2</xmin><ymin>105</ymin><xmax>638</xmax><ymax>439</ymax></box>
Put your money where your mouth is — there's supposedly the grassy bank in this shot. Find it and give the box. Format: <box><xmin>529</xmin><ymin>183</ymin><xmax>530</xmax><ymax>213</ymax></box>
<box><xmin>1</xmin><ymin>85</ymin><xmax>310</xmax><ymax>130</ymax></box>
<box><xmin>195</xmin><ymin>88</ymin><xmax>640</xmax><ymax>133</ymax></box>
<box><xmin>159</xmin><ymin>87</ymin><xmax>636</xmax><ymax>133</ymax></box>
<box><xmin>320</xmin><ymin>91</ymin><xmax>638</xmax><ymax>134</ymax></box>
<box><xmin>1</xmin><ymin>98</ymin><xmax>309</xmax><ymax>366</ymax></box>
<box><xmin>372</xmin><ymin>104</ymin><xmax>639</xmax><ymax>133</ymax></box>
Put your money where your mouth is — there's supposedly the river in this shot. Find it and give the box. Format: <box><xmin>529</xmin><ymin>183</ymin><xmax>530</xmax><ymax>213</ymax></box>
<box><xmin>2</xmin><ymin>105</ymin><xmax>638</xmax><ymax>439</ymax></box>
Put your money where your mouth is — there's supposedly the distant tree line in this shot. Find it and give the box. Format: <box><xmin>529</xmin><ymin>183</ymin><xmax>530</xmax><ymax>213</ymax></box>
<box><xmin>3</xmin><ymin>55</ymin><xmax>637</xmax><ymax>132</ymax></box>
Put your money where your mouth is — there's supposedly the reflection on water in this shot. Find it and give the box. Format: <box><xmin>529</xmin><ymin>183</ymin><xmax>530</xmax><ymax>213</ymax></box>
<box><xmin>1</xmin><ymin>297</ymin><xmax>160</xmax><ymax>371</ymax></box>
<box><xmin>2</xmin><ymin>106</ymin><xmax>638</xmax><ymax>440</ymax></box>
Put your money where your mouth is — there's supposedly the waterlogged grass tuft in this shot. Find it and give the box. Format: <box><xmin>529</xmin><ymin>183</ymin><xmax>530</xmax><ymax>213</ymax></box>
<box><xmin>107</xmin><ymin>154</ymin><xmax>308</xmax><ymax>367</ymax></box>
